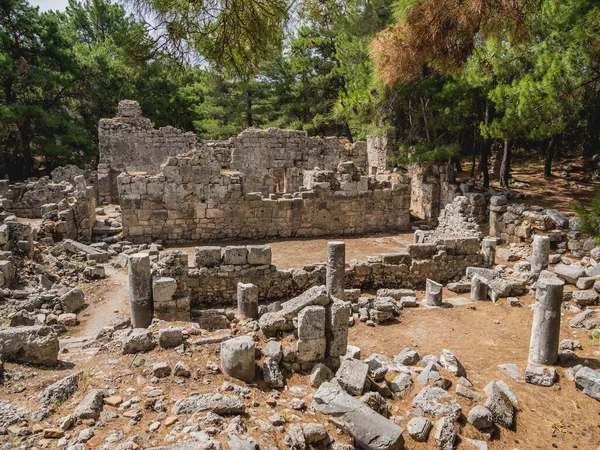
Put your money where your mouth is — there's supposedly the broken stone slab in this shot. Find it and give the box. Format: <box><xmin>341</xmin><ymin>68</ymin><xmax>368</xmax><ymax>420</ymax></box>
<box><xmin>310</xmin><ymin>363</ymin><xmax>334</xmax><ymax>388</ymax></box>
<box><xmin>335</xmin><ymin>358</ymin><xmax>369</xmax><ymax>396</ymax></box>
<box><xmin>279</xmin><ymin>285</ymin><xmax>330</xmax><ymax>319</ymax></box>
<box><xmin>172</xmin><ymin>394</ymin><xmax>246</xmax><ymax>415</ymax></box>
<box><xmin>376</xmin><ymin>288</ymin><xmax>415</xmax><ymax>300</ymax></box>
<box><xmin>195</xmin><ymin>332</ymin><xmax>232</xmax><ymax>346</ymax></box>
<box><xmin>258</xmin><ymin>312</ymin><xmax>294</xmax><ymax>333</ymax></box>
<box><xmin>263</xmin><ymin>357</ymin><xmax>284</xmax><ymax>388</ymax></box>
<box><xmin>122</xmin><ymin>328</ymin><xmax>155</xmax><ymax>354</ymax></box>
<box><xmin>569</xmin><ymin>310</ymin><xmax>596</xmax><ymax>328</ymax></box>
<box><xmin>456</xmin><ymin>384</ymin><xmax>483</xmax><ymax>402</ymax></box>
<box><xmin>394</xmin><ymin>348</ymin><xmax>420</xmax><ymax>366</ymax></box>
<box><xmin>466</xmin><ymin>267</ymin><xmax>499</xmax><ymax>282</ymax></box>
<box><xmin>389</xmin><ymin>373</ymin><xmax>412</xmax><ymax>396</ymax></box>
<box><xmin>416</xmin><ymin>362</ymin><xmax>441</xmax><ymax>385</ymax></box>
<box><xmin>406</xmin><ymin>416</ymin><xmax>432</xmax><ymax>442</ymax></box>
<box><xmin>311</xmin><ymin>381</ymin><xmax>405</xmax><ymax>450</ymax></box>
<box><xmin>360</xmin><ymin>391</ymin><xmax>390</xmax><ymax>418</ymax></box>
<box><xmin>483</xmin><ymin>382</ymin><xmax>515</xmax><ymax>428</ymax></box>
<box><xmin>554</xmin><ymin>264</ymin><xmax>586</xmax><ymax>284</ymax></box>
<box><xmin>574</xmin><ymin>367</ymin><xmax>600</xmax><ymax>401</ymax></box>
<box><xmin>74</xmin><ymin>389</ymin><xmax>104</xmax><ymax>420</ymax></box>
<box><xmin>447</xmin><ymin>281</ymin><xmax>471</xmax><ymax>294</ymax></box>
<box><xmin>158</xmin><ymin>327</ymin><xmax>184</xmax><ymax>349</ymax></box>
<box><xmin>434</xmin><ymin>417</ymin><xmax>457</xmax><ymax>450</ymax></box>
<box><xmin>0</xmin><ymin>326</ymin><xmax>59</xmax><ymax>366</ymax></box>
<box><xmin>412</xmin><ymin>386</ymin><xmax>461</xmax><ymax>421</ymax></box>
<box><xmin>572</xmin><ymin>290</ymin><xmax>599</xmax><ymax>307</ymax></box>
<box><xmin>576</xmin><ymin>277</ymin><xmax>596</xmax><ymax>290</ymax></box>
<box><xmin>59</xmin><ymin>239</ymin><xmax>109</xmax><ymax>262</ymax></box>
<box><xmin>59</xmin><ymin>288</ymin><xmax>85</xmax><ymax>314</ymax></box>
<box><xmin>488</xmin><ymin>278</ymin><xmax>526</xmax><ymax>299</ymax></box>
<box><xmin>33</xmin><ymin>372</ymin><xmax>82</xmax><ymax>421</ymax></box>
<box><xmin>440</xmin><ymin>349</ymin><xmax>466</xmax><ymax>377</ymax></box>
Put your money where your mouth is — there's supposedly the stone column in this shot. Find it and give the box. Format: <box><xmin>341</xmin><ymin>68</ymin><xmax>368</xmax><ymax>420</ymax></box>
<box><xmin>528</xmin><ymin>279</ymin><xmax>564</xmax><ymax>365</ymax></box>
<box><xmin>531</xmin><ymin>235</ymin><xmax>550</xmax><ymax>274</ymax></box>
<box><xmin>326</xmin><ymin>241</ymin><xmax>345</xmax><ymax>299</ymax></box>
<box><xmin>470</xmin><ymin>275</ymin><xmax>488</xmax><ymax>301</ymax></box>
<box><xmin>128</xmin><ymin>253</ymin><xmax>153</xmax><ymax>328</ymax></box>
<box><xmin>237</xmin><ymin>282</ymin><xmax>259</xmax><ymax>319</ymax></box>
<box><xmin>423</xmin><ymin>279</ymin><xmax>443</xmax><ymax>306</ymax></box>
<box><xmin>481</xmin><ymin>238</ymin><xmax>497</xmax><ymax>267</ymax></box>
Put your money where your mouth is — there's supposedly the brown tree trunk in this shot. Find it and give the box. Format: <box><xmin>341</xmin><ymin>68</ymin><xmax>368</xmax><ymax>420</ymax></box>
<box><xmin>544</xmin><ymin>137</ymin><xmax>556</xmax><ymax>178</ymax></box>
<box><xmin>499</xmin><ymin>139</ymin><xmax>511</xmax><ymax>188</ymax></box>
<box><xmin>246</xmin><ymin>86</ymin><xmax>253</xmax><ymax>128</ymax></box>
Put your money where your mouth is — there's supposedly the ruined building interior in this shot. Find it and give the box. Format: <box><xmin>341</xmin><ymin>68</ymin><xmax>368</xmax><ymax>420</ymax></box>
<box><xmin>0</xmin><ymin>100</ymin><xmax>598</xmax><ymax>450</ymax></box>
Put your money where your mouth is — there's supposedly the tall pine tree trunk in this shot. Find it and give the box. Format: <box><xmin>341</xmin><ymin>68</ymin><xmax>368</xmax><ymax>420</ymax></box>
<box><xmin>479</xmin><ymin>101</ymin><xmax>491</xmax><ymax>188</ymax></box>
<box><xmin>499</xmin><ymin>139</ymin><xmax>511</xmax><ymax>188</ymax></box>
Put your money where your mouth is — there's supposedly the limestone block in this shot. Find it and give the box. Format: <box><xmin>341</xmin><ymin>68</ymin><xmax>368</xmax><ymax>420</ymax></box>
<box><xmin>223</xmin><ymin>246</ymin><xmax>248</xmax><ymax>265</ymax></box>
<box><xmin>194</xmin><ymin>246</ymin><xmax>221</xmax><ymax>268</ymax></box>
<box><xmin>298</xmin><ymin>306</ymin><xmax>326</xmax><ymax>340</ymax></box>
<box><xmin>247</xmin><ymin>245</ymin><xmax>272</xmax><ymax>265</ymax></box>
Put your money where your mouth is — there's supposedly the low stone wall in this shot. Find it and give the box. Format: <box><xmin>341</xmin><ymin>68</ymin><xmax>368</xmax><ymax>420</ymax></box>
<box><xmin>184</xmin><ymin>239</ymin><xmax>483</xmax><ymax>307</ymax></box>
<box><xmin>489</xmin><ymin>196</ymin><xmax>594</xmax><ymax>256</ymax></box>
<box><xmin>118</xmin><ymin>152</ymin><xmax>411</xmax><ymax>243</ymax></box>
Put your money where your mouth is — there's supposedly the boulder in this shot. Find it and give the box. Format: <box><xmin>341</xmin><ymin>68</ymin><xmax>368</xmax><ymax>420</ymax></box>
<box><xmin>263</xmin><ymin>357</ymin><xmax>284</xmax><ymax>388</ymax></box>
<box><xmin>0</xmin><ymin>326</ymin><xmax>59</xmax><ymax>366</ymax></box>
<box><xmin>574</xmin><ymin>367</ymin><xmax>600</xmax><ymax>401</ymax></box>
<box><xmin>467</xmin><ymin>405</ymin><xmax>493</xmax><ymax>429</ymax></box>
<box><xmin>158</xmin><ymin>327</ymin><xmax>184</xmax><ymax>349</ymax></box>
<box><xmin>33</xmin><ymin>372</ymin><xmax>81</xmax><ymax>420</ymax></box>
<box><xmin>336</xmin><ymin>358</ymin><xmax>369</xmax><ymax>396</ymax></box>
<box><xmin>412</xmin><ymin>386</ymin><xmax>461</xmax><ymax>421</ymax></box>
<box><xmin>554</xmin><ymin>264</ymin><xmax>586</xmax><ymax>284</ymax></box>
<box><xmin>122</xmin><ymin>328</ymin><xmax>155</xmax><ymax>354</ymax></box>
<box><xmin>484</xmin><ymin>382</ymin><xmax>515</xmax><ymax>428</ymax></box>
<box><xmin>394</xmin><ymin>348</ymin><xmax>420</xmax><ymax>366</ymax></box>
<box><xmin>220</xmin><ymin>336</ymin><xmax>255</xmax><ymax>383</ymax></box>
<box><xmin>59</xmin><ymin>288</ymin><xmax>85</xmax><ymax>314</ymax></box>
<box><xmin>406</xmin><ymin>417</ymin><xmax>432</xmax><ymax>442</ymax></box>
<box><xmin>311</xmin><ymin>381</ymin><xmax>404</xmax><ymax>450</ymax></box>
<box><xmin>440</xmin><ymin>349</ymin><xmax>466</xmax><ymax>377</ymax></box>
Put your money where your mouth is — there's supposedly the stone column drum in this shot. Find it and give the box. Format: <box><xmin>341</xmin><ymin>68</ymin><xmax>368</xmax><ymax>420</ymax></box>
<box><xmin>531</xmin><ymin>235</ymin><xmax>550</xmax><ymax>274</ymax></box>
<box><xmin>470</xmin><ymin>275</ymin><xmax>488</xmax><ymax>301</ymax></box>
<box><xmin>128</xmin><ymin>253</ymin><xmax>153</xmax><ymax>328</ymax></box>
<box><xmin>423</xmin><ymin>279</ymin><xmax>443</xmax><ymax>306</ymax></box>
<box><xmin>528</xmin><ymin>278</ymin><xmax>564</xmax><ymax>365</ymax></box>
<box><xmin>237</xmin><ymin>282</ymin><xmax>259</xmax><ymax>319</ymax></box>
<box><xmin>326</xmin><ymin>241</ymin><xmax>345</xmax><ymax>299</ymax></box>
<box><xmin>481</xmin><ymin>238</ymin><xmax>497</xmax><ymax>267</ymax></box>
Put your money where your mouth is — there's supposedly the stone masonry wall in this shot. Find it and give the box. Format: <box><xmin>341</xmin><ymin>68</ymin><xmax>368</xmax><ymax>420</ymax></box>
<box><xmin>366</xmin><ymin>128</ymin><xmax>397</xmax><ymax>175</ymax></box>
<box><xmin>184</xmin><ymin>239</ymin><xmax>483</xmax><ymax>306</ymax></box>
<box><xmin>118</xmin><ymin>150</ymin><xmax>411</xmax><ymax>243</ymax></box>
<box><xmin>98</xmin><ymin>100</ymin><xmax>198</xmax><ymax>174</ymax></box>
<box><xmin>489</xmin><ymin>196</ymin><xmax>595</xmax><ymax>256</ymax></box>
<box><xmin>230</xmin><ymin>128</ymin><xmax>368</xmax><ymax>195</ymax></box>
<box><xmin>0</xmin><ymin>178</ymin><xmax>75</xmax><ymax>218</ymax></box>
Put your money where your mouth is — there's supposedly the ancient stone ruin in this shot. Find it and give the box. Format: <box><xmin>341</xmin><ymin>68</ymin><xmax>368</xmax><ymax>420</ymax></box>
<box><xmin>0</xmin><ymin>100</ymin><xmax>599</xmax><ymax>450</ymax></box>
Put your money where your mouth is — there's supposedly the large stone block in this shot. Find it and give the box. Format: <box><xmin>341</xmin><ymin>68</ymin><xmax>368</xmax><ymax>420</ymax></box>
<box><xmin>223</xmin><ymin>246</ymin><xmax>248</xmax><ymax>265</ymax></box>
<box><xmin>194</xmin><ymin>246</ymin><xmax>221</xmax><ymax>268</ymax></box>
<box><xmin>0</xmin><ymin>326</ymin><xmax>59</xmax><ymax>366</ymax></box>
<box><xmin>247</xmin><ymin>245</ymin><xmax>272</xmax><ymax>265</ymax></box>
<box><xmin>296</xmin><ymin>338</ymin><xmax>326</xmax><ymax>363</ymax></box>
<box><xmin>298</xmin><ymin>306</ymin><xmax>326</xmax><ymax>340</ymax></box>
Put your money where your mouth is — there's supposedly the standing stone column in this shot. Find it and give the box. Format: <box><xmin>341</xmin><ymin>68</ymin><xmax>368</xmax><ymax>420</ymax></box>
<box><xmin>128</xmin><ymin>253</ymin><xmax>153</xmax><ymax>328</ymax></box>
<box><xmin>470</xmin><ymin>275</ymin><xmax>488</xmax><ymax>301</ymax></box>
<box><xmin>237</xmin><ymin>282</ymin><xmax>258</xmax><ymax>319</ymax></box>
<box><xmin>423</xmin><ymin>279</ymin><xmax>443</xmax><ymax>306</ymax></box>
<box><xmin>326</xmin><ymin>241</ymin><xmax>345</xmax><ymax>299</ymax></box>
<box><xmin>532</xmin><ymin>235</ymin><xmax>550</xmax><ymax>274</ymax></box>
<box><xmin>529</xmin><ymin>279</ymin><xmax>564</xmax><ymax>365</ymax></box>
<box><xmin>481</xmin><ymin>238</ymin><xmax>497</xmax><ymax>267</ymax></box>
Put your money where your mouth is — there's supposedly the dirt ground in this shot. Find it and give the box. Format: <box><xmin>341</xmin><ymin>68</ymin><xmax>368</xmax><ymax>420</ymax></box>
<box><xmin>171</xmin><ymin>232</ymin><xmax>415</xmax><ymax>270</ymax></box>
<box><xmin>46</xmin><ymin>235</ymin><xmax>600</xmax><ymax>450</ymax></box>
